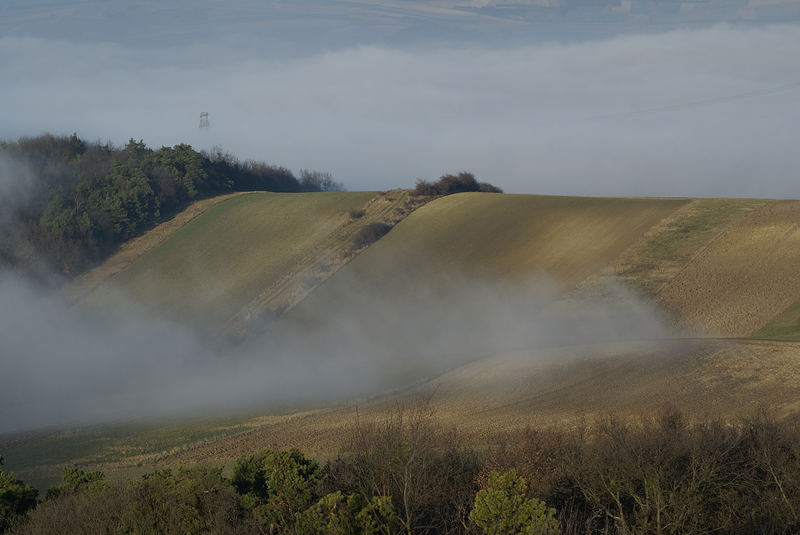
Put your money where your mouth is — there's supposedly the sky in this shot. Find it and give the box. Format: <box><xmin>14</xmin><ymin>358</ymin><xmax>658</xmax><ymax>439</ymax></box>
<box><xmin>1</xmin><ymin>1</ymin><xmax>800</xmax><ymax>195</ymax></box>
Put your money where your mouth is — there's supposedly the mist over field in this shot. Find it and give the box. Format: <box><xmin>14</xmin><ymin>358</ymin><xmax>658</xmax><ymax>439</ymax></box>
<box><xmin>0</xmin><ymin>267</ymin><xmax>667</xmax><ymax>434</ymax></box>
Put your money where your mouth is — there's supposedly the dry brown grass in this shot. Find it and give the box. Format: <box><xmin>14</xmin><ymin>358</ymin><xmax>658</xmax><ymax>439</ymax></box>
<box><xmin>82</xmin><ymin>338</ymin><xmax>800</xmax><ymax>480</ymax></box>
<box><xmin>656</xmin><ymin>201</ymin><xmax>800</xmax><ymax>336</ymax></box>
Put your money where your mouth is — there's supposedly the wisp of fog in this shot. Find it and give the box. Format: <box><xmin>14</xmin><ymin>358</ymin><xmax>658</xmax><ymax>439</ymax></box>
<box><xmin>0</xmin><ymin>263</ymin><xmax>669</xmax><ymax>435</ymax></box>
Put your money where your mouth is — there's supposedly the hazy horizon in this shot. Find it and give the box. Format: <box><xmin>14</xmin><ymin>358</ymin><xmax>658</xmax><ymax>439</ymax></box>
<box><xmin>2</xmin><ymin>1</ymin><xmax>799</xmax><ymax>196</ymax></box>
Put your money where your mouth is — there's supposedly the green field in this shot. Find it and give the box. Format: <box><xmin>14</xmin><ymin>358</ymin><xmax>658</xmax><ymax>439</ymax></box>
<box><xmin>754</xmin><ymin>300</ymin><xmax>800</xmax><ymax>339</ymax></box>
<box><xmin>81</xmin><ymin>191</ymin><xmax>375</xmax><ymax>326</ymax></box>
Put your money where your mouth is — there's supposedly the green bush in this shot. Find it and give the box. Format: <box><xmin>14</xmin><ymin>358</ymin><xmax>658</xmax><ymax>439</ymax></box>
<box><xmin>296</xmin><ymin>491</ymin><xmax>398</xmax><ymax>535</ymax></box>
<box><xmin>118</xmin><ymin>467</ymin><xmax>249</xmax><ymax>535</ymax></box>
<box><xmin>44</xmin><ymin>467</ymin><xmax>107</xmax><ymax>500</ymax></box>
<box><xmin>232</xmin><ymin>449</ymin><xmax>322</xmax><ymax>532</ymax></box>
<box><xmin>470</xmin><ymin>470</ymin><xmax>560</xmax><ymax>535</ymax></box>
<box><xmin>0</xmin><ymin>457</ymin><xmax>38</xmax><ymax>532</ymax></box>
<box><xmin>12</xmin><ymin>466</ymin><xmax>254</xmax><ymax>535</ymax></box>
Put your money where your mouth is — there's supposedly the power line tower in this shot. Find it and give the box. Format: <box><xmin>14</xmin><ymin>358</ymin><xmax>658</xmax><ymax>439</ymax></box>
<box><xmin>199</xmin><ymin>111</ymin><xmax>209</xmax><ymax>129</ymax></box>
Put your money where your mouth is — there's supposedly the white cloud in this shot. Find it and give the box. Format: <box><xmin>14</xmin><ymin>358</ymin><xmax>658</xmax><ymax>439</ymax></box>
<box><xmin>1</xmin><ymin>23</ymin><xmax>799</xmax><ymax>196</ymax></box>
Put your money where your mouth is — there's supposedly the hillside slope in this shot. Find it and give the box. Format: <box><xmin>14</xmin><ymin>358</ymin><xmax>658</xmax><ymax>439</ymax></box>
<box><xmin>12</xmin><ymin>191</ymin><xmax>800</xmax><ymax>487</ymax></box>
<box><xmin>77</xmin><ymin>192</ymin><xmax>800</xmax><ymax>339</ymax></box>
<box><xmin>655</xmin><ymin>200</ymin><xmax>800</xmax><ymax>337</ymax></box>
<box><xmin>79</xmin><ymin>192</ymin><xmax>376</xmax><ymax>327</ymax></box>
<box><xmin>289</xmin><ymin>193</ymin><xmax>688</xmax><ymax>324</ymax></box>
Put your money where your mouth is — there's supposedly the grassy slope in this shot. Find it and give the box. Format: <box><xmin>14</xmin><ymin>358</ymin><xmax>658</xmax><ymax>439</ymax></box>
<box><xmin>66</xmin><ymin>192</ymin><xmax>252</xmax><ymax>304</ymax></box>
<box><xmin>290</xmin><ymin>193</ymin><xmax>687</xmax><ymax>320</ymax></box>
<box><xmin>81</xmin><ymin>192</ymin><xmax>375</xmax><ymax>326</ymax></box>
<box><xmin>755</xmin><ymin>301</ymin><xmax>800</xmax><ymax>340</ymax></box>
<box><xmin>358</xmin><ymin>193</ymin><xmax>686</xmax><ymax>284</ymax></box>
<box><xmin>614</xmin><ymin>198</ymin><xmax>768</xmax><ymax>296</ymax></box>
<box><xmin>653</xmin><ymin>200</ymin><xmax>800</xmax><ymax>337</ymax></box>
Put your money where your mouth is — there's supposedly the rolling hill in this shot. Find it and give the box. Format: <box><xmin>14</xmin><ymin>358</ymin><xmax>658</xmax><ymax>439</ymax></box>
<box><xmin>73</xmin><ymin>190</ymin><xmax>414</xmax><ymax>331</ymax></box>
<box><xmin>9</xmin><ymin>190</ymin><xmax>800</xmax><ymax>488</ymax></box>
<box><xmin>75</xmin><ymin>191</ymin><xmax>800</xmax><ymax>341</ymax></box>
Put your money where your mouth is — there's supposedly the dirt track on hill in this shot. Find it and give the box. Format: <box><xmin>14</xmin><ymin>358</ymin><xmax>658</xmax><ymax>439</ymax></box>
<box><xmin>657</xmin><ymin>201</ymin><xmax>800</xmax><ymax>336</ymax></box>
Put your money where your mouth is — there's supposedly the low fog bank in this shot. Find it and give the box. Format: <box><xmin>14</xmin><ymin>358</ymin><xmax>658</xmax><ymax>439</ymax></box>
<box><xmin>2</xmin><ymin>24</ymin><xmax>799</xmax><ymax>197</ymax></box>
<box><xmin>0</xmin><ymin>269</ymin><xmax>669</xmax><ymax>435</ymax></box>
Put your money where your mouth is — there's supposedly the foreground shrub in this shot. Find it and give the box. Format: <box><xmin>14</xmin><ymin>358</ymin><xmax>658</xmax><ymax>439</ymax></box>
<box><xmin>326</xmin><ymin>405</ymin><xmax>481</xmax><ymax>534</ymax></box>
<box><xmin>44</xmin><ymin>467</ymin><xmax>107</xmax><ymax>501</ymax></box>
<box><xmin>11</xmin><ymin>487</ymin><xmax>126</xmax><ymax>535</ymax></box>
<box><xmin>485</xmin><ymin>410</ymin><xmax>800</xmax><ymax>535</ymax></box>
<box><xmin>119</xmin><ymin>467</ymin><xmax>250</xmax><ymax>534</ymax></box>
<box><xmin>13</xmin><ymin>466</ymin><xmax>253</xmax><ymax>535</ymax></box>
<box><xmin>297</xmin><ymin>491</ymin><xmax>399</xmax><ymax>535</ymax></box>
<box><xmin>470</xmin><ymin>470</ymin><xmax>559</xmax><ymax>535</ymax></box>
<box><xmin>0</xmin><ymin>457</ymin><xmax>38</xmax><ymax>532</ymax></box>
<box><xmin>232</xmin><ymin>448</ymin><xmax>322</xmax><ymax>532</ymax></box>
<box><xmin>11</xmin><ymin>410</ymin><xmax>800</xmax><ymax>534</ymax></box>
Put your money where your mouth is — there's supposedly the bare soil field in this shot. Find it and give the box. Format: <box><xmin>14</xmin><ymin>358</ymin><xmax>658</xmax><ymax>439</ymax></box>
<box><xmin>613</xmin><ymin>198</ymin><xmax>768</xmax><ymax>296</ymax></box>
<box><xmin>656</xmin><ymin>200</ymin><xmax>800</xmax><ymax>336</ymax></box>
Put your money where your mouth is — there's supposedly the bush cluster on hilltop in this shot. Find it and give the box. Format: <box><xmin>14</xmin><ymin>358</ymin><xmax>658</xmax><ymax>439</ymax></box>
<box><xmin>414</xmin><ymin>171</ymin><xmax>503</xmax><ymax>196</ymax></box>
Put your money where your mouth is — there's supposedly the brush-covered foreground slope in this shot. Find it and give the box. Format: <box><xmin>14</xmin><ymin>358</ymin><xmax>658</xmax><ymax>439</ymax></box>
<box><xmin>78</xmin><ymin>191</ymin><xmax>376</xmax><ymax>326</ymax></box>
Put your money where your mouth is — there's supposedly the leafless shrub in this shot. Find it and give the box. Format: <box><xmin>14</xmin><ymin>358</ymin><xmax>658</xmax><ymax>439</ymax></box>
<box><xmin>485</xmin><ymin>409</ymin><xmax>800</xmax><ymax>535</ymax></box>
<box><xmin>326</xmin><ymin>402</ymin><xmax>482</xmax><ymax>534</ymax></box>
